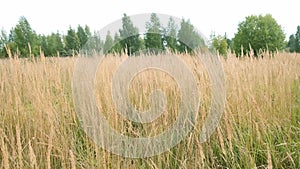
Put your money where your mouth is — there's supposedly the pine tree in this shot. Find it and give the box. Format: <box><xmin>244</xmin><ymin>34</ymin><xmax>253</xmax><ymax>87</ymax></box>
<box><xmin>295</xmin><ymin>26</ymin><xmax>300</xmax><ymax>52</ymax></box>
<box><xmin>287</xmin><ymin>35</ymin><xmax>296</xmax><ymax>52</ymax></box>
<box><xmin>65</xmin><ymin>26</ymin><xmax>80</xmax><ymax>56</ymax></box>
<box><xmin>164</xmin><ymin>17</ymin><xmax>178</xmax><ymax>53</ymax></box>
<box><xmin>119</xmin><ymin>13</ymin><xmax>142</xmax><ymax>55</ymax></box>
<box><xmin>177</xmin><ymin>19</ymin><xmax>205</xmax><ymax>54</ymax></box>
<box><xmin>48</xmin><ymin>32</ymin><xmax>65</xmax><ymax>56</ymax></box>
<box><xmin>0</xmin><ymin>29</ymin><xmax>8</xmax><ymax>57</ymax></box>
<box><xmin>39</xmin><ymin>35</ymin><xmax>49</xmax><ymax>56</ymax></box>
<box><xmin>144</xmin><ymin>13</ymin><xmax>164</xmax><ymax>53</ymax></box>
<box><xmin>77</xmin><ymin>25</ymin><xmax>89</xmax><ymax>49</ymax></box>
<box><xmin>103</xmin><ymin>31</ymin><xmax>113</xmax><ymax>54</ymax></box>
<box><xmin>112</xmin><ymin>32</ymin><xmax>122</xmax><ymax>54</ymax></box>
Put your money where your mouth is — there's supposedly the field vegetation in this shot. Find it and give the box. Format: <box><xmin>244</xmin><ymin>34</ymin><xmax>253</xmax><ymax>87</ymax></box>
<box><xmin>0</xmin><ymin>51</ymin><xmax>299</xmax><ymax>168</ymax></box>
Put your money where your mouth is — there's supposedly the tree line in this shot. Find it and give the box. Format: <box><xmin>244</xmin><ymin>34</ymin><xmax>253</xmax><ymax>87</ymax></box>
<box><xmin>0</xmin><ymin>16</ymin><xmax>100</xmax><ymax>57</ymax></box>
<box><xmin>0</xmin><ymin>13</ymin><xmax>300</xmax><ymax>58</ymax></box>
<box><xmin>0</xmin><ymin>13</ymin><xmax>205</xmax><ymax>57</ymax></box>
<box><xmin>212</xmin><ymin>14</ymin><xmax>300</xmax><ymax>56</ymax></box>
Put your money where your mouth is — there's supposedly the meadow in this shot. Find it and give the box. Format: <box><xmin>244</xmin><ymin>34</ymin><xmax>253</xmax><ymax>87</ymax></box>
<box><xmin>0</xmin><ymin>52</ymin><xmax>299</xmax><ymax>168</ymax></box>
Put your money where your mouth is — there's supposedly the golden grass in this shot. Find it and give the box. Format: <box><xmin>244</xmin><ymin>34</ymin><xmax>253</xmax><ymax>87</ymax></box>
<box><xmin>0</xmin><ymin>52</ymin><xmax>299</xmax><ymax>168</ymax></box>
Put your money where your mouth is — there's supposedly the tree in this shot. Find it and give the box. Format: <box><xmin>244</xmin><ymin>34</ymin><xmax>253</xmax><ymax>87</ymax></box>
<box><xmin>84</xmin><ymin>25</ymin><xmax>92</xmax><ymax>38</ymax></box>
<box><xmin>77</xmin><ymin>25</ymin><xmax>89</xmax><ymax>49</ymax></box>
<box><xmin>65</xmin><ymin>26</ymin><xmax>80</xmax><ymax>56</ymax></box>
<box><xmin>10</xmin><ymin>16</ymin><xmax>39</xmax><ymax>57</ymax></box>
<box><xmin>232</xmin><ymin>14</ymin><xmax>285</xmax><ymax>56</ymax></box>
<box><xmin>164</xmin><ymin>17</ymin><xmax>178</xmax><ymax>52</ymax></box>
<box><xmin>37</xmin><ymin>32</ymin><xmax>65</xmax><ymax>57</ymax></box>
<box><xmin>103</xmin><ymin>31</ymin><xmax>113</xmax><ymax>54</ymax></box>
<box><xmin>47</xmin><ymin>32</ymin><xmax>65</xmax><ymax>56</ymax></box>
<box><xmin>82</xmin><ymin>31</ymin><xmax>103</xmax><ymax>55</ymax></box>
<box><xmin>295</xmin><ymin>26</ymin><xmax>300</xmax><ymax>52</ymax></box>
<box><xmin>287</xmin><ymin>26</ymin><xmax>300</xmax><ymax>53</ymax></box>
<box><xmin>224</xmin><ymin>33</ymin><xmax>232</xmax><ymax>50</ymax></box>
<box><xmin>177</xmin><ymin>19</ymin><xmax>205</xmax><ymax>54</ymax></box>
<box><xmin>112</xmin><ymin>32</ymin><xmax>122</xmax><ymax>54</ymax></box>
<box><xmin>144</xmin><ymin>13</ymin><xmax>164</xmax><ymax>53</ymax></box>
<box><xmin>0</xmin><ymin>29</ymin><xmax>8</xmax><ymax>57</ymax></box>
<box><xmin>211</xmin><ymin>35</ymin><xmax>228</xmax><ymax>56</ymax></box>
<box><xmin>39</xmin><ymin>35</ymin><xmax>49</xmax><ymax>56</ymax></box>
<box><xmin>287</xmin><ymin>34</ymin><xmax>296</xmax><ymax>52</ymax></box>
<box><xmin>119</xmin><ymin>13</ymin><xmax>142</xmax><ymax>55</ymax></box>
<box><xmin>6</xmin><ymin>29</ymin><xmax>16</xmax><ymax>55</ymax></box>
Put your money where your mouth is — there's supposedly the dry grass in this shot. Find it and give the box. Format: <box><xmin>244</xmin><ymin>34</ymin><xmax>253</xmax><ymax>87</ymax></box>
<box><xmin>0</xmin><ymin>52</ymin><xmax>299</xmax><ymax>168</ymax></box>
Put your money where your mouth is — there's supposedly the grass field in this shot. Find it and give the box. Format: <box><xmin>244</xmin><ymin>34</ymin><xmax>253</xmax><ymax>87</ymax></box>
<box><xmin>0</xmin><ymin>52</ymin><xmax>299</xmax><ymax>168</ymax></box>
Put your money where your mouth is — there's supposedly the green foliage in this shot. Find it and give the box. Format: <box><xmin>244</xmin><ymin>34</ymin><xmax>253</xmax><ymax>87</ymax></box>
<box><xmin>145</xmin><ymin>13</ymin><xmax>164</xmax><ymax>53</ymax></box>
<box><xmin>296</xmin><ymin>26</ymin><xmax>300</xmax><ymax>52</ymax></box>
<box><xmin>9</xmin><ymin>16</ymin><xmax>39</xmax><ymax>57</ymax></box>
<box><xmin>177</xmin><ymin>19</ymin><xmax>205</xmax><ymax>54</ymax></box>
<box><xmin>211</xmin><ymin>35</ymin><xmax>228</xmax><ymax>56</ymax></box>
<box><xmin>84</xmin><ymin>25</ymin><xmax>92</xmax><ymax>38</ymax></box>
<box><xmin>111</xmin><ymin>33</ymin><xmax>122</xmax><ymax>54</ymax></box>
<box><xmin>39</xmin><ymin>35</ymin><xmax>49</xmax><ymax>55</ymax></box>
<box><xmin>49</xmin><ymin>33</ymin><xmax>65</xmax><ymax>56</ymax></box>
<box><xmin>103</xmin><ymin>31</ymin><xmax>113</xmax><ymax>54</ymax></box>
<box><xmin>0</xmin><ymin>14</ymin><xmax>209</xmax><ymax>57</ymax></box>
<box><xmin>225</xmin><ymin>33</ymin><xmax>232</xmax><ymax>50</ymax></box>
<box><xmin>287</xmin><ymin>35</ymin><xmax>297</xmax><ymax>52</ymax></box>
<box><xmin>119</xmin><ymin>13</ymin><xmax>143</xmax><ymax>55</ymax></box>
<box><xmin>233</xmin><ymin>14</ymin><xmax>285</xmax><ymax>56</ymax></box>
<box><xmin>82</xmin><ymin>31</ymin><xmax>103</xmax><ymax>55</ymax></box>
<box><xmin>287</xmin><ymin>26</ymin><xmax>300</xmax><ymax>53</ymax></box>
<box><xmin>164</xmin><ymin>17</ymin><xmax>178</xmax><ymax>53</ymax></box>
<box><xmin>2</xmin><ymin>13</ymin><xmax>293</xmax><ymax>58</ymax></box>
<box><xmin>0</xmin><ymin>29</ymin><xmax>8</xmax><ymax>57</ymax></box>
<box><xmin>65</xmin><ymin>26</ymin><xmax>80</xmax><ymax>56</ymax></box>
<box><xmin>32</xmin><ymin>32</ymin><xmax>65</xmax><ymax>57</ymax></box>
<box><xmin>77</xmin><ymin>25</ymin><xmax>90</xmax><ymax>49</ymax></box>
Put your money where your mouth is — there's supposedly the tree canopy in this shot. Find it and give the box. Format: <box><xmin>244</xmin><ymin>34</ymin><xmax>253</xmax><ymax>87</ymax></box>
<box><xmin>9</xmin><ymin>16</ymin><xmax>39</xmax><ymax>57</ymax></box>
<box><xmin>103</xmin><ymin>31</ymin><xmax>113</xmax><ymax>54</ymax></box>
<box><xmin>145</xmin><ymin>13</ymin><xmax>164</xmax><ymax>53</ymax></box>
<box><xmin>164</xmin><ymin>17</ymin><xmax>178</xmax><ymax>53</ymax></box>
<box><xmin>119</xmin><ymin>13</ymin><xmax>143</xmax><ymax>55</ymax></box>
<box><xmin>177</xmin><ymin>19</ymin><xmax>206</xmax><ymax>54</ymax></box>
<box><xmin>287</xmin><ymin>26</ymin><xmax>300</xmax><ymax>53</ymax></box>
<box><xmin>1</xmin><ymin>13</ymin><xmax>298</xmax><ymax>58</ymax></box>
<box><xmin>232</xmin><ymin>14</ymin><xmax>285</xmax><ymax>56</ymax></box>
<box><xmin>211</xmin><ymin>35</ymin><xmax>228</xmax><ymax>56</ymax></box>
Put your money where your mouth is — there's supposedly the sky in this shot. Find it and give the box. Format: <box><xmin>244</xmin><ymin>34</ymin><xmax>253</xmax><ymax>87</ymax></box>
<box><xmin>0</xmin><ymin>0</ymin><xmax>298</xmax><ymax>40</ymax></box>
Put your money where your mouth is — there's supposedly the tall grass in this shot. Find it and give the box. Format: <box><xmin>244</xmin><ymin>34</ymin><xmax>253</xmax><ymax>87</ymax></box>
<box><xmin>0</xmin><ymin>52</ymin><xmax>299</xmax><ymax>168</ymax></box>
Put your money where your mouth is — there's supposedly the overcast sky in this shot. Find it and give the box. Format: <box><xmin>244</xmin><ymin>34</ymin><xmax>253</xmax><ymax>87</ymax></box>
<box><xmin>0</xmin><ymin>0</ymin><xmax>298</xmax><ymax>40</ymax></box>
